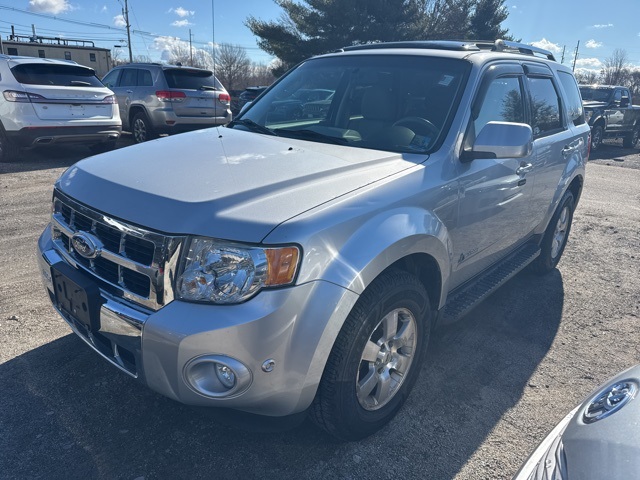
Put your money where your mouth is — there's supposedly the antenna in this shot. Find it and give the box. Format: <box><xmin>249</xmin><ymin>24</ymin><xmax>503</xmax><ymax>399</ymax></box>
<box><xmin>211</xmin><ymin>0</ymin><xmax>216</xmax><ymax>77</ymax></box>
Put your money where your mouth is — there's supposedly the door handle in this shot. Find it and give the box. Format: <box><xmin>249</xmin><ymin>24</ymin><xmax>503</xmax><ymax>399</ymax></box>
<box><xmin>516</xmin><ymin>162</ymin><xmax>533</xmax><ymax>175</ymax></box>
<box><xmin>561</xmin><ymin>146</ymin><xmax>573</xmax><ymax>157</ymax></box>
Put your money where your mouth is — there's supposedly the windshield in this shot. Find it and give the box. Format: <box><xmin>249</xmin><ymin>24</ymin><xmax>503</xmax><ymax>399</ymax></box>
<box><xmin>579</xmin><ymin>87</ymin><xmax>613</xmax><ymax>102</ymax></box>
<box><xmin>232</xmin><ymin>54</ymin><xmax>469</xmax><ymax>154</ymax></box>
<box><xmin>10</xmin><ymin>64</ymin><xmax>103</xmax><ymax>87</ymax></box>
<box><xmin>163</xmin><ymin>68</ymin><xmax>224</xmax><ymax>90</ymax></box>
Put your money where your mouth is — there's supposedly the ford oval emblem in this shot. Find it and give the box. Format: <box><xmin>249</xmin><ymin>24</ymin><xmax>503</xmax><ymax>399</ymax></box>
<box><xmin>71</xmin><ymin>232</ymin><xmax>101</xmax><ymax>259</ymax></box>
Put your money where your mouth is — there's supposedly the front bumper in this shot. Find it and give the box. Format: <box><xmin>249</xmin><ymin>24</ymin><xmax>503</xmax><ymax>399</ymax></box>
<box><xmin>38</xmin><ymin>227</ymin><xmax>358</xmax><ymax>416</ymax></box>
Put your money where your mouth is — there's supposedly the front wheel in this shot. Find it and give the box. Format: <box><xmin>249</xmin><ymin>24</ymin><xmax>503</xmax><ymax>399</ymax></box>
<box><xmin>531</xmin><ymin>190</ymin><xmax>575</xmax><ymax>274</ymax></box>
<box><xmin>590</xmin><ymin>125</ymin><xmax>603</xmax><ymax>151</ymax></box>
<box><xmin>623</xmin><ymin>126</ymin><xmax>640</xmax><ymax>149</ymax></box>
<box><xmin>311</xmin><ymin>270</ymin><xmax>431</xmax><ymax>441</ymax></box>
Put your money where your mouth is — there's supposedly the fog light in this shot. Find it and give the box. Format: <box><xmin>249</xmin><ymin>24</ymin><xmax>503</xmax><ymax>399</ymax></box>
<box><xmin>183</xmin><ymin>354</ymin><xmax>251</xmax><ymax>398</ymax></box>
<box><xmin>215</xmin><ymin>364</ymin><xmax>236</xmax><ymax>389</ymax></box>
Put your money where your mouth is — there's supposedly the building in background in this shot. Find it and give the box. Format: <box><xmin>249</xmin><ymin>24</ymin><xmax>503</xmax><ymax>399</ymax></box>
<box><xmin>1</xmin><ymin>27</ymin><xmax>113</xmax><ymax>77</ymax></box>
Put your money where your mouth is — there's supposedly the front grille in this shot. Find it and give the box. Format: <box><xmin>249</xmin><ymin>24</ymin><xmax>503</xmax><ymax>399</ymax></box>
<box><xmin>50</xmin><ymin>190</ymin><xmax>184</xmax><ymax>310</ymax></box>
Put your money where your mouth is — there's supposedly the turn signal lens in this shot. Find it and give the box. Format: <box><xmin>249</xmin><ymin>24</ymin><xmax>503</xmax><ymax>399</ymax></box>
<box><xmin>265</xmin><ymin>247</ymin><xmax>299</xmax><ymax>286</ymax></box>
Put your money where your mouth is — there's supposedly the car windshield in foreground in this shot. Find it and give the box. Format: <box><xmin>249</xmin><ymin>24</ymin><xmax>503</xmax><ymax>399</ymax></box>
<box><xmin>231</xmin><ymin>54</ymin><xmax>469</xmax><ymax>154</ymax></box>
<box><xmin>10</xmin><ymin>64</ymin><xmax>103</xmax><ymax>87</ymax></box>
<box><xmin>163</xmin><ymin>68</ymin><xmax>223</xmax><ymax>90</ymax></box>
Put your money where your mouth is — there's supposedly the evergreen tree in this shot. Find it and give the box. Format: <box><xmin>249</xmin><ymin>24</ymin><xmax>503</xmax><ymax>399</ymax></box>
<box><xmin>468</xmin><ymin>0</ymin><xmax>510</xmax><ymax>40</ymax></box>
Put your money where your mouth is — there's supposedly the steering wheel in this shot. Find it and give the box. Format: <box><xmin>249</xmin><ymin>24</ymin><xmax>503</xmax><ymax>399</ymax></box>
<box><xmin>392</xmin><ymin>117</ymin><xmax>439</xmax><ymax>138</ymax></box>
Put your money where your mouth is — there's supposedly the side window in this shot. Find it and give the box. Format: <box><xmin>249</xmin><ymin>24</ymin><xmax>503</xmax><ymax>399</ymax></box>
<box><xmin>613</xmin><ymin>89</ymin><xmax>622</xmax><ymax>106</ymax></box>
<box><xmin>138</xmin><ymin>69</ymin><xmax>153</xmax><ymax>87</ymax></box>
<box><xmin>38</xmin><ymin>50</ymin><xmax>45</xmax><ymax>58</ymax></box>
<box><xmin>120</xmin><ymin>68</ymin><xmax>138</xmax><ymax>87</ymax></box>
<box><xmin>527</xmin><ymin>77</ymin><xmax>562</xmax><ymax>137</ymax></box>
<box><xmin>473</xmin><ymin>76</ymin><xmax>524</xmax><ymax>139</ymax></box>
<box><xmin>557</xmin><ymin>71</ymin><xmax>585</xmax><ymax>126</ymax></box>
<box><xmin>64</xmin><ymin>51</ymin><xmax>71</xmax><ymax>60</ymax></box>
<box><xmin>101</xmin><ymin>70</ymin><xmax>121</xmax><ymax>89</ymax></box>
<box><xmin>7</xmin><ymin>47</ymin><xmax>18</xmax><ymax>55</ymax></box>
<box><xmin>89</xmin><ymin>53</ymin><xmax>96</xmax><ymax>62</ymax></box>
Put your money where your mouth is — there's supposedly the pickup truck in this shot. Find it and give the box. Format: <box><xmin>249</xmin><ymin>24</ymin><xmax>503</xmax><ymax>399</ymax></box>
<box><xmin>579</xmin><ymin>85</ymin><xmax>640</xmax><ymax>150</ymax></box>
<box><xmin>38</xmin><ymin>40</ymin><xmax>589</xmax><ymax>440</ymax></box>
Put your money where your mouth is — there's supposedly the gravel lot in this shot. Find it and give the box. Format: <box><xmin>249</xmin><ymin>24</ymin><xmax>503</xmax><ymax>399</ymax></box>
<box><xmin>1</xmin><ymin>134</ymin><xmax>639</xmax><ymax>479</ymax></box>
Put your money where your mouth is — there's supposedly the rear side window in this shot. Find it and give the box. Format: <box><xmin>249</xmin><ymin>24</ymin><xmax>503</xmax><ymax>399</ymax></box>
<box><xmin>557</xmin><ymin>71</ymin><xmax>585</xmax><ymax>126</ymax></box>
<box><xmin>527</xmin><ymin>77</ymin><xmax>562</xmax><ymax>137</ymax></box>
<box><xmin>163</xmin><ymin>69</ymin><xmax>223</xmax><ymax>90</ymax></box>
<box><xmin>138</xmin><ymin>69</ymin><xmax>153</xmax><ymax>87</ymax></box>
<box><xmin>120</xmin><ymin>68</ymin><xmax>138</xmax><ymax>87</ymax></box>
<box><xmin>10</xmin><ymin>64</ymin><xmax>103</xmax><ymax>87</ymax></box>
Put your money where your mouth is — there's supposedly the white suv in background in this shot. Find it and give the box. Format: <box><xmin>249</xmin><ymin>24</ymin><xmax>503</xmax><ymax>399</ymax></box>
<box><xmin>0</xmin><ymin>55</ymin><xmax>121</xmax><ymax>162</ymax></box>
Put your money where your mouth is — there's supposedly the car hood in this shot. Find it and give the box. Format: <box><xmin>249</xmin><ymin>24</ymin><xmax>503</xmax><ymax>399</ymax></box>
<box><xmin>56</xmin><ymin>127</ymin><xmax>424</xmax><ymax>242</ymax></box>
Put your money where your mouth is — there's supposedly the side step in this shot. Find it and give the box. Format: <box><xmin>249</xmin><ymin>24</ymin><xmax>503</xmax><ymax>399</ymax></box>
<box><xmin>439</xmin><ymin>243</ymin><xmax>540</xmax><ymax>325</ymax></box>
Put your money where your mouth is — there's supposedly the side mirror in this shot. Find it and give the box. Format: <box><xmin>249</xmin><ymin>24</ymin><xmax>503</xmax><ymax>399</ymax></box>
<box><xmin>470</xmin><ymin>121</ymin><xmax>533</xmax><ymax>159</ymax></box>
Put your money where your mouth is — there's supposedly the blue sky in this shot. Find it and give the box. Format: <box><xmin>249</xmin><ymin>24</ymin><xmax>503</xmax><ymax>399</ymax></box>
<box><xmin>1</xmin><ymin>0</ymin><xmax>639</xmax><ymax>73</ymax></box>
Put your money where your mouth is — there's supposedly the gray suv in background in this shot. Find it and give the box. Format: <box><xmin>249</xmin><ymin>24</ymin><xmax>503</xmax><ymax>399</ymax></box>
<box><xmin>102</xmin><ymin>63</ymin><xmax>231</xmax><ymax>143</ymax></box>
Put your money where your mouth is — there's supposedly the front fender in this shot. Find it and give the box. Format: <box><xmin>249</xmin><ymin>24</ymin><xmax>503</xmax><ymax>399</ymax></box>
<box><xmin>295</xmin><ymin>207</ymin><xmax>452</xmax><ymax>306</ymax></box>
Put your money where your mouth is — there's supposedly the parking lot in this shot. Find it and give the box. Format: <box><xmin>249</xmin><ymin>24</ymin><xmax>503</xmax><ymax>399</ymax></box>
<box><xmin>1</xmin><ymin>134</ymin><xmax>639</xmax><ymax>479</ymax></box>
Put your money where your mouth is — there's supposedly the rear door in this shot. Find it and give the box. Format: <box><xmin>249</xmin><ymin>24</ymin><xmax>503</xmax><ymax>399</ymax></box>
<box><xmin>111</xmin><ymin>67</ymin><xmax>138</xmax><ymax>125</ymax></box>
<box><xmin>10</xmin><ymin>63</ymin><xmax>115</xmax><ymax>121</ymax></box>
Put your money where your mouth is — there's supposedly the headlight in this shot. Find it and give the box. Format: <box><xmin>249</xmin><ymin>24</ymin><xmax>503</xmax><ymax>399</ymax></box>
<box><xmin>176</xmin><ymin>237</ymin><xmax>300</xmax><ymax>304</ymax></box>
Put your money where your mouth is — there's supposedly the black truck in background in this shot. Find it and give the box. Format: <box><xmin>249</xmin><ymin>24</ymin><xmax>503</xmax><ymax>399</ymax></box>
<box><xmin>580</xmin><ymin>85</ymin><xmax>640</xmax><ymax>150</ymax></box>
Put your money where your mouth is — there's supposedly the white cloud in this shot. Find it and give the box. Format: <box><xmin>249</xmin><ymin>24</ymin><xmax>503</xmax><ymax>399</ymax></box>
<box><xmin>169</xmin><ymin>7</ymin><xmax>194</xmax><ymax>17</ymax></box>
<box><xmin>585</xmin><ymin>39</ymin><xmax>602</xmax><ymax>49</ymax></box>
<box><xmin>530</xmin><ymin>38</ymin><xmax>562</xmax><ymax>53</ymax></box>
<box><xmin>592</xmin><ymin>23</ymin><xmax>613</xmax><ymax>29</ymax></box>
<box><xmin>113</xmin><ymin>14</ymin><xmax>126</xmax><ymax>27</ymax></box>
<box><xmin>28</xmin><ymin>0</ymin><xmax>71</xmax><ymax>14</ymax></box>
<box><xmin>575</xmin><ymin>58</ymin><xmax>603</xmax><ymax>69</ymax></box>
<box><xmin>101</xmin><ymin>5</ymin><xmax>107</xmax><ymax>13</ymax></box>
<box><xmin>172</xmin><ymin>19</ymin><xmax>192</xmax><ymax>27</ymax></box>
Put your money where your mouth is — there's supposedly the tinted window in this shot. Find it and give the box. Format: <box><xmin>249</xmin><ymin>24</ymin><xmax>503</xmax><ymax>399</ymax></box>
<box><xmin>557</xmin><ymin>71</ymin><xmax>585</xmax><ymax>126</ymax></box>
<box><xmin>10</xmin><ymin>64</ymin><xmax>103</xmax><ymax>87</ymax></box>
<box><xmin>163</xmin><ymin>69</ymin><xmax>223</xmax><ymax>90</ymax></box>
<box><xmin>101</xmin><ymin>69</ymin><xmax>120</xmax><ymax>88</ymax></box>
<box><xmin>474</xmin><ymin>76</ymin><xmax>524</xmax><ymax>138</ymax></box>
<box><xmin>138</xmin><ymin>69</ymin><xmax>153</xmax><ymax>87</ymax></box>
<box><xmin>120</xmin><ymin>68</ymin><xmax>138</xmax><ymax>87</ymax></box>
<box><xmin>528</xmin><ymin>77</ymin><xmax>562</xmax><ymax>137</ymax></box>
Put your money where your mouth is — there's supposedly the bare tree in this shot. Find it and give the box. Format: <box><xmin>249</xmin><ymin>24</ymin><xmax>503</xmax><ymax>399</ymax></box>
<box><xmin>601</xmin><ymin>49</ymin><xmax>631</xmax><ymax>86</ymax></box>
<box><xmin>574</xmin><ymin>70</ymin><xmax>599</xmax><ymax>85</ymax></box>
<box><xmin>213</xmin><ymin>43</ymin><xmax>251</xmax><ymax>92</ymax></box>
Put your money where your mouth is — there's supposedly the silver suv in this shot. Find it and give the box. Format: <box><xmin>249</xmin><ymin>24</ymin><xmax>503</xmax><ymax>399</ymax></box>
<box><xmin>38</xmin><ymin>40</ymin><xmax>589</xmax><ymax>440</ymax></box>
<box><xmin>101</xmin><ymin>63</ymin><xmax>231</xmax><ymax>143</ymax></box>
<box><xmin>0</xmin><ymin>55</ymin><xmax>121</xmax><ymax>162</ymax></box>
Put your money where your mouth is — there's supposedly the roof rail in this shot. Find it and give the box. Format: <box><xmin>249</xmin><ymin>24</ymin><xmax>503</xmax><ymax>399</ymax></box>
<box><xmin>338</xmin><ymin>39</ymin><xmax>556</xmax><ymax>61</ymax></box>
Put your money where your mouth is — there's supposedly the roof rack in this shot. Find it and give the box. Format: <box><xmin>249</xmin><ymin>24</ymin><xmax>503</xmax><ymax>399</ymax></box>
<box><xmin>338</xmin><ymin>39</ymin><xmax>556</xmax><ymax>62</ymax></box>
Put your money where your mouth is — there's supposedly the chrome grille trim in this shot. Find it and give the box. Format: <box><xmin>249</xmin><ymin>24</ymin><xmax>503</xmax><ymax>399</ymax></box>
<box><xmin>50</xmin><ymin>189</ymin><xmax>185</xmax><ymax>311</ymax></box>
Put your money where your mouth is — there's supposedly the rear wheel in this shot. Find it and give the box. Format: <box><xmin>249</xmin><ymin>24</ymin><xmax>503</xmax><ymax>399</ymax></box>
<box><xmin>623</xmin><ymin>126</ymin><xmax>640</xmax><ymax>148</ymax></box>
<box><xmin>132</xmin><ymin>112</ymin><xmax>156</xmax><ymax>143</ymax></box>
<box><xmin>531</xmin><ymin>190</ymin><xmax>575</xmax><ymax>274</ymax></box>
<box><xmin>311</xmin><ymin>270</ymin><xmax>431</xmax><ymax>441</ymax></box>
<box><xmin>0</xmin><ymin>130</ymin><xmax>20</xmax><ymax>163</ymax></box>
<box><xmin>590</xmin><ymin>125</ymin><xmax>603</xmax><ymax>151</ymax></box>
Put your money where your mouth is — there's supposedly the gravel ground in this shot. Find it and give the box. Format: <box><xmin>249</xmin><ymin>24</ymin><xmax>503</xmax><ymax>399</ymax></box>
<box><xmin>1</xmin><ymin>136</ymin><xmax>639</xmax><ymax>479</ymax></box>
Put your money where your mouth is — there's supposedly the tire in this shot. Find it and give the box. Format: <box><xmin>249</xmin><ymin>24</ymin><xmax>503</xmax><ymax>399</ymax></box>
<box><xmin>590</xmin><ymin>125</ymin><xmax>603</xmax><ymax>151</ymax></box>
<box><xmin>311</xmin><ymin>270</ymin><xmax>431</xmax><ymax>441</ymax></box>
<box><xmin>623</xmin><ymin>126</ymin><xmax>640</xmax><ymax>149</ymax></box>
<box><xmin>132</xmin><ymin>112</ymin><xmax>156</xmax><ymax>144</ymax></box>
<box><xmin>88</xmin><ymin>140</ymin><xmax>117</xmax><ymax>155</ymax></box>
<box><xmin>531</xmin><ymin>190</ymin><xmax>575</xmax><ymax>274</ymax></box>
<box><xmin>0</xmin><ymin>130</ymin><xmax>20</xmax><ymax>163</ymax></box>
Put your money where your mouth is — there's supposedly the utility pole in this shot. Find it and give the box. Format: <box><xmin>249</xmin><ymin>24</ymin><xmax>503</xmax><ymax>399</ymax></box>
<box><xmin>572</xmin><ymin>40</ymin><xmax>580</xmax><ymax>72</ymax></box>
<box><xmin>122</xmin><ymin>0</ymin><xmax>133</xmax><ymax>63</ymax></box>
<box><xmin>189</xmin><ymin>28</ymin><xmax>193</xmax><ymax>66</ymax></box>
<box><xmin>561</xmin><ymin>45</ymin><xmax>566</xmax><ymax>64</ymax></box>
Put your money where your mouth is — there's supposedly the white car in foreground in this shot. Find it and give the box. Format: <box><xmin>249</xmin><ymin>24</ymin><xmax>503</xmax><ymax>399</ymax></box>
<box><xmin>0</xmin><ymin>54</ymin><xmax>121</xmax><ymax>162</ymax></box>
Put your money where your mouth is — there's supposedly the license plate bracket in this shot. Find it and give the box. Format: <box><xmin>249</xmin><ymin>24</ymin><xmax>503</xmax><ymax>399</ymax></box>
<box><xmin>51</xmin><ymin>262</ymin><xmax>104</xmax><ymax>332</ymax></box>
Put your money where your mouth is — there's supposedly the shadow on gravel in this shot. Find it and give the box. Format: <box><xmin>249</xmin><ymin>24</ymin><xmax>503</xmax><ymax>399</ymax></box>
<box><xmin>0</xmin><ymin>268</ymin><xmax>564</xmax><ymax>480</ymax></box>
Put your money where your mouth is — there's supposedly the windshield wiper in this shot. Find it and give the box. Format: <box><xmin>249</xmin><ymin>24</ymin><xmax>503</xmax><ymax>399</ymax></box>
<box><xmin>227</xmin><ymin>118</ymin><xmax>278</xmax><ymax>136</ymax></box>
<box><xmin>200</xmin><ymin>85</ymin><xmax>218</xmax><ymax>91</ymax></box>
<box><xmin>278</xmin><ymin>129</ymin><xmax>349</xmax><ymax>145</ymax></box>
<box><xmin>69</xmin><ymin>80</ymin><xmax>92</xmax><ymax>86</ymax></box>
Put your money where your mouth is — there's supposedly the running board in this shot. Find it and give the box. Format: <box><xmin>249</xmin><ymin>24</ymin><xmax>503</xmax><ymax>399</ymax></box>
<box><xmin>439</xmin><ymin>243</ymin><xmax>540</xmax><ymax>325</ymax></box>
